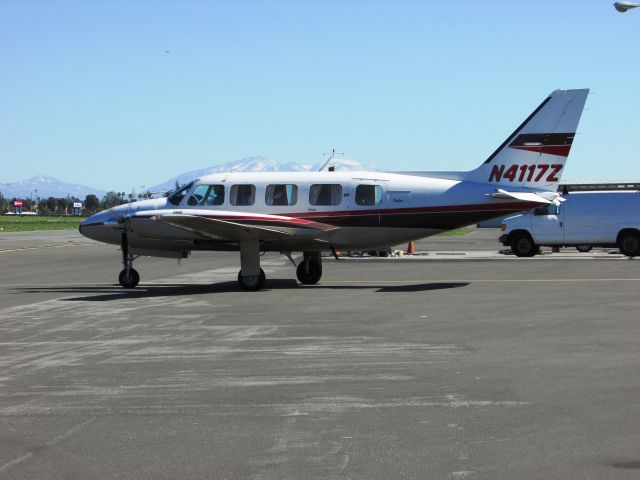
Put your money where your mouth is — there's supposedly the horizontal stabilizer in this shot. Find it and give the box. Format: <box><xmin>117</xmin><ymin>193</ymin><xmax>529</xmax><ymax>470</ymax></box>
<box><xmin>490</xmin><ymin>188</ymin><xmax>553</xmax><ymax>204</ymax></box>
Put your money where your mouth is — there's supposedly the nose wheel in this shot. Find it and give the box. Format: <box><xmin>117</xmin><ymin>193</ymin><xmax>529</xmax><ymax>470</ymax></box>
<box><xmin>118</xmin><ymin>231</ymin><xmax>140</xmax><ymax>288</ymax></box>
<box><xmin>119</xmin><ymin>268</ymin><xmax>140</xmax><ymax>288</ymax></box>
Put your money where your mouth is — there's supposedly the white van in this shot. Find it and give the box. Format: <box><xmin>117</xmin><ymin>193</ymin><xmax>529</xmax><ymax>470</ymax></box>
<box><xmin>499</xmin><ymin>191</ymin><xmax>640</xmax><ymax>257</ymax></box>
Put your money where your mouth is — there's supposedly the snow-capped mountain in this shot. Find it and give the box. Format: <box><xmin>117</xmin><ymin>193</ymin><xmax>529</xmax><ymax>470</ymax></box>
<box><xmin>0</xmin><ymin>175</ymin><xmax>107</xmax><ymax>200</ymax></box>
<box><xmin>1</xmin><ymin>156</ymin><xmax>378</xmax><ymax>200</ymax></box>
<box><xmin>149</xmin><ymin>156</ymin><xmax>377</xmax><ymax>194</ymax></box>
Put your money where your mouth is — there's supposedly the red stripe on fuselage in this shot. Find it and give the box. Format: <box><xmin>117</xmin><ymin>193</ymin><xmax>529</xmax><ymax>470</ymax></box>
<box><xmin>131</xmin><ymin>200</ymin><xmax>539</xmax><ymax>226</ymax></box>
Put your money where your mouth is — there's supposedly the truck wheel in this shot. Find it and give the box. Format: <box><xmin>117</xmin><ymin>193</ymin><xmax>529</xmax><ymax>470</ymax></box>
<box><xmin>576</xmin><ymin>245</ymin><xmax>593</xmax><ymax>253</ymax></box>
<box><xmin>511</xmin><ymin>233</ymin><xmax>538</xmax><ymax>257</ymax></box>
<box><xmin>619</xmin><ymin>232</ymin><xmax>640</xmax><ymax>257</ymax></box>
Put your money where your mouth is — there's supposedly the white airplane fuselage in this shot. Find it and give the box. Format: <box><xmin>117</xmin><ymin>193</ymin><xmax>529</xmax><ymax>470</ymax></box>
<box><xmin>80</xmin><ymin>171</ymin><xmax>541</xmax><ymax>253</ymax></box>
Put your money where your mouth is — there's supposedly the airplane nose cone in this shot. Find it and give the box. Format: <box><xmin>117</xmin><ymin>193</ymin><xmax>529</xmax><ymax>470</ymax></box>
<box><xmin>79</xmin><ymin>208</ymin><xmax>124</xmax><ymax>244</ymax></box>
<box><xmin>80</xmin><ymin>210</ymin><xmax>117</xmax><ymax>228</ymax></box>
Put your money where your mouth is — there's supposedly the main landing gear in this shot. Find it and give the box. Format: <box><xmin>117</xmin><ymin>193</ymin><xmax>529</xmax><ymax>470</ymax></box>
<box><xmin>118</xmin><ymin>232</ymin><xmax>140</xmax><ymax>288</ymax></box>
<box><xmin>237</xmin><ymin>243</ymin><xmax>324</xmax><ymax>291</ymax></box>
<box><xmin>296</xmin><ymin>251</ymin><xmax>322</xmax><ymax>285</ymax></box>
<box><xmin>238</xmin><ymin>239</ymin><xmax>265</xmax><ymax>291</ymax></box>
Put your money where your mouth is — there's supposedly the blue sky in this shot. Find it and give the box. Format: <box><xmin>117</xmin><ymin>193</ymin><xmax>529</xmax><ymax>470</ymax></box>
<box><xmin>2</xmin><ymin>0</ymin><xmax>639</xmax><ymax>192</ymax></box>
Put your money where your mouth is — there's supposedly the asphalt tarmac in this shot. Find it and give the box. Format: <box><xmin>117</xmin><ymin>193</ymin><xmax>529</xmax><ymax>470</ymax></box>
<box><xmin>1</xmin><ymin>229</ymin><xmax>639</xmax><ymax>479</ymax></box>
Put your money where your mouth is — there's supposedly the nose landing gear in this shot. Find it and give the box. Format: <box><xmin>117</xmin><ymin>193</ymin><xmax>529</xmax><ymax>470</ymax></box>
<box><xmin>118</xmin><ymin>232</ymin><xmax>140</xmax><ymax>288</ymax></box>
<box><xmin>119</xmin><ymin>266</ymin><xmax>140</xmax><ymax>288</ymax></box>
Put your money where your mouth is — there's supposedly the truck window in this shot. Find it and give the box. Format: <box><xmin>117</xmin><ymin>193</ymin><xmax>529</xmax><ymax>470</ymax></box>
<box><xmin>534</xmin><ymin>204</ymin><xmax>559</xmax><ymax>215</ymax></box>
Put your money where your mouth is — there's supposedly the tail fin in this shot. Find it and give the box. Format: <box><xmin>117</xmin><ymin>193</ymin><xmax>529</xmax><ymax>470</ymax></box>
<box><xmin>468</xmin><ymin>88</ymin><xmax>589</xmax><ymax>191</ymax></box>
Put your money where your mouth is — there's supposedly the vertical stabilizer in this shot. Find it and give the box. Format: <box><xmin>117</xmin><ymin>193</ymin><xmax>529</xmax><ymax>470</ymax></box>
<box><xmin>468</xmin><ymin>89</ymin><xmax>589</xmax><ymax>191</ymax></box>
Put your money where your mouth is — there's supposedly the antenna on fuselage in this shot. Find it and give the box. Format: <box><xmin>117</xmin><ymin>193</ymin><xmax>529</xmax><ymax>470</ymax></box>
<box><xmin>318</xmin><ymin>148</ymin><xmax>344</xmax><ymax>172</ymax></box>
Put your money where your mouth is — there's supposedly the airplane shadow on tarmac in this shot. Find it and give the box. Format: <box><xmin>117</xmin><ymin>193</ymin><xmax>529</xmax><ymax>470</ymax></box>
<box><xmin>15</xmin><ymin>280</ymin><xmax>469</xmax><ymax>302</ymax></box>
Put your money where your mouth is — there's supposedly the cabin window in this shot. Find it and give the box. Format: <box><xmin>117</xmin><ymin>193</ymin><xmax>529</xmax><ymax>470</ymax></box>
<box><xmin>309</xmin><ymin>184</ymin><xmax>342</xmax><ymax>206</ymax></box>
<box><xmin>355</xmin><ymin>184</ymin><xmax>383</xmax><ymax>206</ymax></box>
<box><xmin>167</xmin><ymin>181</ymin><xmax>194</xmax><ymax>206</ymax></box>
<box><xmin>187</xmin><ymin>184</ymin><xmax>225</xmax><ymax>206</ymax></box>
<box><xmin>230</xmin><ymin>184</ymin><xmax>256</xmax><ymax>206</ymax></box>
<box><xmin>265</xmin><ymin>184</ymin><xmax>297</xmax><ymax>206</ymax></box>
<box><xmin>203</xmin><ymin>185</ymin><xmax>225</xmax><ymax>206</ymax></box>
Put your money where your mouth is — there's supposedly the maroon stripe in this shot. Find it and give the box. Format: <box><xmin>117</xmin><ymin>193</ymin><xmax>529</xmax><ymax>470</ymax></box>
<box><xmin>286</xmin><ymin>201</ymin><xmax>540</xmax><ymax>219</ymax></box>
<box><xmin>510</xmin><ymin>145</ymin><xmax>571</xmax><ymax>157</ymax></box>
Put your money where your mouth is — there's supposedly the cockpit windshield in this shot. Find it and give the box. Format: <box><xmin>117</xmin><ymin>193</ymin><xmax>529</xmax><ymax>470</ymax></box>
<box><xmin>167</xmin><ymin>181</ymin><xmax>195</xmax><ymax>206</ymax></box>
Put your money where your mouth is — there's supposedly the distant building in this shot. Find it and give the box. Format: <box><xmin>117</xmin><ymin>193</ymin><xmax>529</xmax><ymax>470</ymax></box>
<box><xmin>558</xmin><ymin>179</ymin><xmax>640</xmax><ymax>193</ymax></box>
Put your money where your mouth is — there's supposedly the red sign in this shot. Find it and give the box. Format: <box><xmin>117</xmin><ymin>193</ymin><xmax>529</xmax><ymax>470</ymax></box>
<box><xmin>13</xmin><ymin>200</ymin><xmax>23</xmax><ymax>207</ymax></box>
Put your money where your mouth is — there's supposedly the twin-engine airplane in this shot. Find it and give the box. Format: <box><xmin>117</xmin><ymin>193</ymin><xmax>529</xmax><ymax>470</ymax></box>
<box><xmin>80</xmin><ymin>88</ymin><xmax>589</xmax><ymax>290</ymax></box>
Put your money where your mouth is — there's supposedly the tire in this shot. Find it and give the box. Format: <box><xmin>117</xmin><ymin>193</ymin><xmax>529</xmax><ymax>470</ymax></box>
<box><xmin>237</xmin><ymin>268</ymin><xmax>266</xmax><ymax>291</ymax></box>
<box><xmin>619</xmin><ymin>232</ymin><xmax>640</xmax><ymax>257</ymax></box>
<box><xmin>575</xmin><ymin>245</ymin><xmax>593</xmax><ymax>253</ymax></box>
<box><xmin>119</xmin><ymin>268</ymin><xmax>140</xmax><ymax>288</ymax></box>
<box><xmin>510</xmin><ymin>233</ymin><xmax>538</xmax><ymax>258</ymax></box>
<box><xmin>296</xmin><ymin>259</ymin><xmax>322</xmax><ymax>285</ymax></box>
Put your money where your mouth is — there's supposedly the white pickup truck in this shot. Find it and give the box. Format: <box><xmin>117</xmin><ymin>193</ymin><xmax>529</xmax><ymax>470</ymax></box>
<box><xmin>499</xmin><ymin>191</ymin><xmax>640</xmax><ymax>257</ymax></box>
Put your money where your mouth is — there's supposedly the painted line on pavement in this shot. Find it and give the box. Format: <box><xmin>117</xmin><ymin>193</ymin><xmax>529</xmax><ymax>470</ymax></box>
<box><xmin>322</xmin><ymin>278</ymin><xmax>640</xmax><ymax>284</ymax></box>
<box><xmin>0</xmin><ymin>243</ymin><xmax>95</xmax><ymax>253</ymax></box>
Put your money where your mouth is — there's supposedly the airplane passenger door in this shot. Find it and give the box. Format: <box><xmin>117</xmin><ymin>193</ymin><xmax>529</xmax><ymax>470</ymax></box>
<box><xmin>350</xmin><ymin>179</ymin><xmax>388</xmax><ymax>225</ymax></box>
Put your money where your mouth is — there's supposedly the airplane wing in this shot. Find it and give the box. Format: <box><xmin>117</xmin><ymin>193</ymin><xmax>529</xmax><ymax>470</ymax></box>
<box><xmin>154</xmin><ymin>213</ymin><xmax>339</xmax><ymax>243</ymax></box>
<box><xmin>490</xmin><ymin>188</ymin><xmax>553</xmax><ymax>204</ymax></box>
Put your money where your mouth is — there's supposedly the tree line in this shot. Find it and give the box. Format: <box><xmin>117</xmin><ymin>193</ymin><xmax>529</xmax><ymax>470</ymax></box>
<box><xmin>0</xmin><ymin>190</ymin><xmax>157</xmax><ymax>215</ymax></box>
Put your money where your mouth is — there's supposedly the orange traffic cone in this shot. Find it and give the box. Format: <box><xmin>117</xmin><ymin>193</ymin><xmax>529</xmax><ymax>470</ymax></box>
<box><xmin>407</xmin><ymin>240</ymin><xmax>416</xmax><ymax>255</ymax></box>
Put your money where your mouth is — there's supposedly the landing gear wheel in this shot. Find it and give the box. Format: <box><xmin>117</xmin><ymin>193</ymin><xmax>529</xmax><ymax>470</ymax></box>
<box><xmin>619</xmin><ymin>232</ymin><xmax>640</xmax><ymax>257</ymax></box>
<box><xmin>238</xmin><ymin>268</ymin><xmax>266</xmax><ymax>291</ymax></box>
<box><xmin>296</xmin><ymin>259</ymin><xmax>322</xmax><ymax>285</ymax></box>
<box><xmin>119</xmin><ymin>268</ymin><xmax>140</xmax><ymax>288</ymax></box>
<box><xmin>576</xmin><ymin>245</ymin><xmax>593</xmax><ymax>253</ymax></box>
<box><xmin>511</xmin><ymin>233</ymin><xmax>538</xmax><ymax>257</ymax></box>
